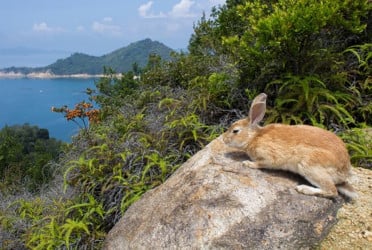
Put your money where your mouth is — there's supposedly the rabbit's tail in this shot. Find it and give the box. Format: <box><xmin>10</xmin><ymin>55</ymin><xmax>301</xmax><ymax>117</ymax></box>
<box><xmin>337</xmin><ymin>182</ymin><xmax>358</xmax><ymax>200</ymax></box>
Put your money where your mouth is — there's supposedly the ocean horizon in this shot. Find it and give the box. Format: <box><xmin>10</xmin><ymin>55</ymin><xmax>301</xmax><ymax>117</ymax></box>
<box><xmin>0</xmin><ymin>78</ymin><xmax>97</xmax><ymax>142</ymax></box>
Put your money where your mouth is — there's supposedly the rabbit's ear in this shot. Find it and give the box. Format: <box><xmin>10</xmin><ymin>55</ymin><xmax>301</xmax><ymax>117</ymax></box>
<box><xmin>248</xmin><ymin>93</ymin><xmax>267</xmax><ymax>126</ymax></box>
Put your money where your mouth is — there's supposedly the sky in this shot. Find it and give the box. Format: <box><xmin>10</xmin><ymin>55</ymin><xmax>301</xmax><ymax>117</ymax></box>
<box><xmin>0</xmin><ymin>0</ymin><xmax>226</xmax><ymax>67</ymax></box>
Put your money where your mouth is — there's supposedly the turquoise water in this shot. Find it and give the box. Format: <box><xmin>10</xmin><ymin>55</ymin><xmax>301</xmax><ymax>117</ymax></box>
<box><xmin>0</xmin><ymin>78</ymin><xmax>97</xmax><ymax>141</ymax></box>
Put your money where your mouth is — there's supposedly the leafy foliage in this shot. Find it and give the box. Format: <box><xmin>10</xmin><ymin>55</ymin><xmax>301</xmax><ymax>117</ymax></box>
<box><xmin>1</xmin><ymin>0</ymin><xmax>371</xmax><ymax>249</ymax></box>
<box><xmin>52</xmin><ymin>101</ymin><xmax>101</xmax><ymax>134</ymax></box>
<box><xmin>342</xmin><ymin>43</ymin><xmax>372</xmax><ymax>125</ymax></box>
<box><xmin>340</xmin><ymin>127</ymin><xmax>372</xmax><ymax>168</ymax></box>
<box><xmin>194</xmin><ymin>0</ymin><xmax>371</xmax><ymax>128</ymax></box>
<box><xmin>265</xmin><ymin>74</ymin><xmax>356</xmax><ymax>126</ymax></box>
<box><xmin>0</xmin><ymin>124</ymin><xmax>63</xmax><ymax>192</ymax></box>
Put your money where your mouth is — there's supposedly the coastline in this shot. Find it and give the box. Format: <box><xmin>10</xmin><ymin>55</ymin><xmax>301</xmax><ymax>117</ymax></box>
<box><xmin>0</xmin><ymin>71</ymin><xmax>106</xmax><ymax>79</ymax></box>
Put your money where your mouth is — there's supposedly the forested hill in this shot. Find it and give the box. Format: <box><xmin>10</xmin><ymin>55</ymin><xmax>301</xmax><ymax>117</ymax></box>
<box><xmin>1</xmin><ymin>39</ymin><xmax>174</xmax><ymax>75</ymax></box>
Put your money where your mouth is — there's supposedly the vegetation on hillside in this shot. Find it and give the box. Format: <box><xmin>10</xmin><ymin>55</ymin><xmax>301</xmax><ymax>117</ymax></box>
<box><xmin>0</xmin><ymin>124</ymin><xmax>63</xmax><ymax>193</ymax></box>
<box><xmin>1</xmin><ymin>39</ymin><xmax>174</xmax><ymax>75</ymax></box>
<box><xmin>0</xmin><ymin>0</ymin><xmax>371</xmax><ymax>249</ymax></box>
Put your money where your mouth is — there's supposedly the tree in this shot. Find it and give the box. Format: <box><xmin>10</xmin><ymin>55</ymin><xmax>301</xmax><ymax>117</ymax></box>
<box><xmin>0</xmin><ymin>124</ymin><xmax>64</xmax><ymax>192</ymax></box>
<box><xmin>190</xmin><ymin>0</ymin><xmax>371</xmax><ymax>127</ymax></box>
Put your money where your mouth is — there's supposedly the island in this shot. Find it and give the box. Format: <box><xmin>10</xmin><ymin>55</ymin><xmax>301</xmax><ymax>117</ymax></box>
<box><xmin>0</xmin><ymin>39</ymin><xmax>174</xmax><ymax>79</ymax></box>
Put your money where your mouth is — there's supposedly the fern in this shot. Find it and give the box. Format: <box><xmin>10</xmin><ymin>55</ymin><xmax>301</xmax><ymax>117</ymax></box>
<box><xmin>266</xmin><ymin>74</ymin><xmax>356</xmax><ymax>127</ymax></box>
<box><xmin>340</xmin><ymin>127</ymin><xmax>372</xmax><ymax>168</ymax></box>
<box><xmin>61</xmin><ymin>219</ymin><xmax>90</xmax><ymax>249</ymax></box>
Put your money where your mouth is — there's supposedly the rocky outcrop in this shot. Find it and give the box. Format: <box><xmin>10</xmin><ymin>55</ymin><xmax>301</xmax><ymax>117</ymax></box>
<box><xmin>104</xmin><ymin>136</ymin><xmax>344</xmax><ymax>249</ymax></box>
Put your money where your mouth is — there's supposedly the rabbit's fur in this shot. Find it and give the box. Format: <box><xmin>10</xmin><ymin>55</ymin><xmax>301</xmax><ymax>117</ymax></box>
<box><xmin>223</xmin><ymin>93</ymin><xmax>357</xmax><ymax>199</ymax></box>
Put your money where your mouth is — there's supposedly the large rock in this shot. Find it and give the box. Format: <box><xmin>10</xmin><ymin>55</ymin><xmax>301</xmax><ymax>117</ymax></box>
<box><xmin>104</xmin><ymin>136</ymin><xmax>344</xmax><ymax>249</ymax></box>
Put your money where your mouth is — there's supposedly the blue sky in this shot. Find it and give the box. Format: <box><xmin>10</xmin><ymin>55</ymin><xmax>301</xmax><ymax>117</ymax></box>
<box><xmin>0</xmin><ymin>0</ymin><xmax>225</xmax><ymax>67</ymax></box>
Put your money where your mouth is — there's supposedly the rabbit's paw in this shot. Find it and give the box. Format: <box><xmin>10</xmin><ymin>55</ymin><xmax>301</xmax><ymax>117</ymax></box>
<box><xmin>295</xmin><ymin>185</ymin><xmax>322</xmax><ymax>196</ymax></box>
<box><xmin>243</xmin><ymin>160</ymin><xmax>259</xmax><ymax>169</ymax></box>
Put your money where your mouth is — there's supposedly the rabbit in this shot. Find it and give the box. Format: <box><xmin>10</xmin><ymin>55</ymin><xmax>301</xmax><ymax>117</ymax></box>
<box><xmin>223</xmin><ymin>93</ymin><xmax>357</xmax><ymax>199</ymax></box>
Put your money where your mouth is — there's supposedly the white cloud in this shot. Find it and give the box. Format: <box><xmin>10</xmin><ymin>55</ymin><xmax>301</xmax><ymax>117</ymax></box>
<box><xmin>169</xmin><ymin>0</ymin><xmax>196</xmax><ymax>18</ymax></box>
<box><xmin>32</xmin><ymin>22</ymin><xmax>63</xmax><ymax>33</ymax></box>
<box><xmin>139</xmin><ymin>1</ymin><xmax>153</xmax><ymax>17</ymax></box>
<box><xmin>138</xmin><ymin>1</ymin><xmax>166</xmax><ymax>18</ymax></box>
<box><xmin>92</xmin><ymin>17</ymin><xmax>122</xmax><ymax>36</ymax></box>
<box><xmin>103</xmin><ymin>17</ymin><xmax>113</xmax><ymax>22</ymax></box>
<box><xmin>33</xmin><ymin>22</ymin><xmax>51</xmax><ymax>32</ymax></box>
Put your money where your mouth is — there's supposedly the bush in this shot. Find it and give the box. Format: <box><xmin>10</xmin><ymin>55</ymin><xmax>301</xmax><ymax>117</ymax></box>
<box><xmin>1</xmin><ymin>0</ymin><xmax>370</xmax><ymax>248</ymax></box>
<box><xmin>0</xmin><ymin>124</ymin><xmax>64</xmax><ymax>193</ymax></box>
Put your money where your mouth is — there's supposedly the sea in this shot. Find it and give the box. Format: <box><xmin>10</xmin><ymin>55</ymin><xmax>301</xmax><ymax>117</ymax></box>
<box><xmin>0</xmin><ymin>78</ymin><xmax>97</xmax><ymax>142</ymax></box>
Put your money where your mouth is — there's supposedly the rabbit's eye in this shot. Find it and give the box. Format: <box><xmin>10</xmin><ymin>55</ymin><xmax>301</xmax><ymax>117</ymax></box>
<box><xmin>232</xmin><ymin>129</ymin><xmax>240</xmax><ymax>134</ymax></box>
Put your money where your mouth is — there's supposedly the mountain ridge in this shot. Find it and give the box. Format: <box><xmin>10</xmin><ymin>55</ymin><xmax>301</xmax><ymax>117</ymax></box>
<box><xmin>0</xmin><ymin>39</ymin><xmax>174</xmax><ymax>76</ymax></box>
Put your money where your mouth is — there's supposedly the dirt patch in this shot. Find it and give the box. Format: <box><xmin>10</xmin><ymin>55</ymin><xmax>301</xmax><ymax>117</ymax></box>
<box><xmin>321</xmin><ymin>167</ymin><xmax>372</xmax><ymax>250</ymax></box>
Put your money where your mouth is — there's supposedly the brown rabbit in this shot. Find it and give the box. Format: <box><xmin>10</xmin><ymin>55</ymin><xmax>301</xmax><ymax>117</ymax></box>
<box><xmin>223</xmin><ymin>93</ymin><xmax>357</xmax><ymax>199</ymax></box>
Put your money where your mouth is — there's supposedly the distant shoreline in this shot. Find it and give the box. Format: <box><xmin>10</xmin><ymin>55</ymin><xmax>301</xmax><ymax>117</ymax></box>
<box><xmin>0</xmin><ymin>71</ymin><xmax>105</xmax><ymax>79</ymax></box>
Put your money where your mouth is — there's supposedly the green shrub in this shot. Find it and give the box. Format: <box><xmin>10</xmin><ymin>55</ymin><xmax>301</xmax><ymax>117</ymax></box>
<box><xmin>0</xmin><ymin>124</ymin><xmax>64</xmax><ymax>193</ymax></box>
<box><xmin>1</xmin><ymin>1</ymin><xmax>371</xmax><ymax>248</ymax></box>
<box><xmin>340</xmin><ymin>127</ymin><xmax>372</xmax><ymax>168</ymax></box>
